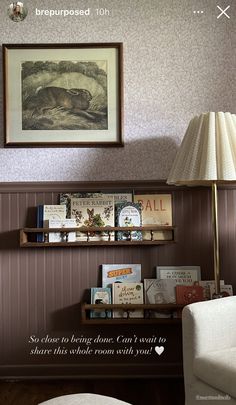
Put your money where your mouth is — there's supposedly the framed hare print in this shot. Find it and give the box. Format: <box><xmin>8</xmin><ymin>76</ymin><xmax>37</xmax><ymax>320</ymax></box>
<box><xmin>3</xmin><ymin>43</ymin><xmax>123</xmax><ymax>147</ymax></box>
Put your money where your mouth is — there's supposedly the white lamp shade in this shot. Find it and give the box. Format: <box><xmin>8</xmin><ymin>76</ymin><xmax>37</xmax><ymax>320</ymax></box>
<box><xmin>167</xmin><ymin>112</ymin><xmax>236</xmax><ymax>185</ymax></box>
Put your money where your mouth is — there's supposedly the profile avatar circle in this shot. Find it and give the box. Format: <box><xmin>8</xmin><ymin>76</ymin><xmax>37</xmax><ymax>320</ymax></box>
<box><xmin>8</xmin><ymin>2</ymin><xmax>28</xmax><ymax>22</ymax></box>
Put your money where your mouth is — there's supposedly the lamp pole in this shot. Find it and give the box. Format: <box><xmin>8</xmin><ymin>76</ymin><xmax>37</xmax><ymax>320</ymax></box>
<box><xmin>212</xmin><ymin>181</ymin><xmax>220</xmax><ymax>296</ymax></box>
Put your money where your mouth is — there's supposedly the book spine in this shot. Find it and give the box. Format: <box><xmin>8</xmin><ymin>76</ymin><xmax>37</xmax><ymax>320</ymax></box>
<box><xmin>36</xmin><ymin>205</ymin><xmax>44</xmax><ymax>242</ymax></box>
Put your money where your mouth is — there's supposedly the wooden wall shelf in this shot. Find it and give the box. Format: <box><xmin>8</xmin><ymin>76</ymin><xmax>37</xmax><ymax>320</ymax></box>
<box><xmin>81</xmin><ymin>303</ymin><xmax>184</xmax><ymax>324</ymax></box>
<box><xmin>19</xmin><ymin>226</ymin><xmax>176</xmax><ymax>247</ymax></box>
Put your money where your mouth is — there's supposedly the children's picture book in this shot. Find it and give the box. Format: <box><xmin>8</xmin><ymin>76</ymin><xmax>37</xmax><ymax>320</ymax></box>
<box><xmin>156</xmin><ymin>266</ymin><xmax>201</xmax><ymax>285</ymax></box>
<box><xmin>209</xmin><ymin>284</ymin><xmax>233</xmax><ymax>299</ymax></box>
<box><xmin>37</xmin><ymin>204</ymin><xmax>67</xmax><ymax>242</ymax></box>
<box><xmin>176</xmin><ymin>284</ymin><xmax>204</xmax><ymax>305</ymax></box>
<box><xmin>112</xmin><ymin>282</ymin><xmax>144</xmax><ymax>318</ymax></box>
<box><xmin>134</xmin><ymin>194</ymin><xmax>172</xmax><ymax>240</ymax></box>
<box><xmin>116</xmin><ymin>202</ymin><xmax>142</xmax><ymax>241</ymax></box>
<box><xmin>70</xmin><ymin>196</ymin><xmax>114</xmax><ymax>241</ymax></box>
<box><xmin>48</xmin><ymin>219</ymin><xmax>76</xmax><ymax>243</ymax></box>
<box><xmin>144</xmin><ymin>278</ymin><xmax>176</xmax><ymax>318</ymax></box>
<box><xmin>90</xmin><ymin>288</ymin><xmax>112</xmax><ymax>318</ymax></box>
<box><xmin>102</xmin><ymin>264</ymin><xmax>141</xmax><ymax>288</ymax></box>
<box><xmin>59</xmin><ymin>192</ymin><xmax>133</xmax><ymax>217</ymax></box>
<box><xmin>199</xmin><ymin>280</ymin><xmax>225</xmax><ymax>300</ymax></box>
<box><xmin>144</xmin><ymin>279</ymin><xmax>176</xmax><ymax>304</ymax></box>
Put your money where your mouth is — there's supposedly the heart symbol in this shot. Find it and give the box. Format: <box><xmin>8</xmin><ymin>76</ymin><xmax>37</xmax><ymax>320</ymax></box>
<box><xmin>155</xmin><ymin>346</ymin><xmax>164</xmax><ymax>355</ymax></box>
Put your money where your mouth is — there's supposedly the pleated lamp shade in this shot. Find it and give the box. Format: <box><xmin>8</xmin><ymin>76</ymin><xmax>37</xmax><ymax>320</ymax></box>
<box><xmin>167</xmin><ymin>112</ymin><xmax>236</xmax><ymax>185</ymax></box>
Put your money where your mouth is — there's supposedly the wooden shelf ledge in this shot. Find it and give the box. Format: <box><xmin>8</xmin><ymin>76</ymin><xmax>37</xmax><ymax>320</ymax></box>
<box><xmin>19</xmin><ymin>226</ymin><xmax>176</xmax><ymax>247</ymax></box>
<box><xmin>80</xmin><ymin>303</ymin><xmax>184</xmax><ymax>325</ymax></box>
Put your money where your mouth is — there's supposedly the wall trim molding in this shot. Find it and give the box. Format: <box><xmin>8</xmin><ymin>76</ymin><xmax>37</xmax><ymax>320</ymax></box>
<box><xmin>0</xmin><ymin>180</ymin><xmax>235</xmax><ymax>193</ymax></box>
<box><xmin>0</xmin><ymin>180</ymin><xmax>173</xmax><ymax>193</ymax></box>
<box><xmin>0</xmin><ymin>362</ymin><xmax>183</xmax><ymax>380</ymax></box>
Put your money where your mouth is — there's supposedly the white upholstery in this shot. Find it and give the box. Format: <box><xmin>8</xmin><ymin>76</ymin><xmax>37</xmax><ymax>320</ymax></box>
<box><xmin>194</xmin><ymin>347</ymin><xmax>236</xmax><ymax>399</ymax></box>
<box><xmin>182</xmin><ymin>296</ymin><xmax>236</xmax><ymax>405</ymax></box>
<box><xmin>39</xmin><ymin>393</ymin><xmax>132</xmax><ymax>405</ymax></box>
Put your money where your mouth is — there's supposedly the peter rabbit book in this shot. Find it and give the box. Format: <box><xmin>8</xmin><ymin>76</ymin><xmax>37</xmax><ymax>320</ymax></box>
<box><xmin>112</xmin><ymin>283</ymin><xmax>144</xmax><ymax>318</ymax></box>
<box><xmin>133</xmin><ymin>194</ymin><xmax>172</xmax><ymax>240</ymax></box>
<box><xmin>60</xmin><ymin>192</ymin><xmax>132</xmax><ymax>217</ymax></box>
<box><xmin>102</xmin><ymin>264</ymin><xmax>141</xmax><ymax>288</ymax></box>
<box><xmin>90</xmin><ymin>288</ymin><xmax>112</xmax><ymax>319</ymax></box>
<box><xmin>70</xmin><ymin>196</ymin><xmax>114</xmax><ymax>241</ymax></box>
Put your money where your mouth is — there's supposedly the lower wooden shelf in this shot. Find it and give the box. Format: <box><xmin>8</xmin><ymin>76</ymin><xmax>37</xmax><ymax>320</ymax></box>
<box><xmin>81</xmin><ymin>303</ymin><xmax>184</xmax><ymax>325</ymax></box>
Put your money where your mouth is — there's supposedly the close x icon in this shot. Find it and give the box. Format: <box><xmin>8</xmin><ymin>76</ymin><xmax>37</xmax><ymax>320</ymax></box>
<box><xmin>217</xmin><ymin>5</ymin><xmax>230</xmax><ymax>19</ymax></box>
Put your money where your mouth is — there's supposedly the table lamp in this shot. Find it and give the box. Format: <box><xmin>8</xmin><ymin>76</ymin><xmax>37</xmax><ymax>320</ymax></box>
<box><xmin>167</xmin><ymin>112</ymin><xmax>236</xmax><ymax>296</ymax></box>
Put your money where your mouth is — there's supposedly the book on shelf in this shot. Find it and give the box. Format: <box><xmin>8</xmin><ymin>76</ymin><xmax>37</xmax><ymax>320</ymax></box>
<box><xmin>144</xmin><ymin>279</ymin><xmax>176</xmax><ymax>304</ymax></box>
<box><xmin>70</xmin><ymin>196</ymin><xmax>114</xmax><ymax>241</ymax></box>
<box><xmin>209</xmin><ymin>284</ymin><xmax>233</xmax><ymax>299</ymax></box>
<box><xmin>176</xmin><ymin>284</ymin><xmax>205</xmax><ymax>305</ymax></box>
<box><xmin>116</xmin><ymin>202</ymin><xmax>142</xmax><ymax>241</ymax></box>
<box><xmin>112</xmin><ymin>282</ymin><xmax>144</xmax><ymax>318</ymax></box>
<box><xmin>48</xmin><ymin>219</ymin><xmax>76</xmax><ymax>243</ymax></box>
<box><xmin>133</xmin><ymin>194</ymin><xmax>172</xmax><ymax>240</ymax></box>
<box><xmin>156</xmin><ymin>266</ymin><xmax>201</xmax><ymax>285</ymax></box>
<box><xmin>59</xmin><ymin>192</ymin><xmax>133</xmax><ymax>217</ymax></box>
<box><xmin>102</xmin><ymin>264</ymin><xmax>141</xmax><ymax>288</ymax></box>
<box><xmin>36</xmin><ymin>204</ymin><xmax>67</xmax><ymax>242</ymax></box>
<box><xmin>144</xmin><ymin>278</ymin><xmax>176</xmax><ymax>318</ymax></box>
<box><xmin>90</xmin><ymin>288</ymin><xmax>112</xmax><ymax>319</ymax></box>
<box><xmin>199</xmin><ymin>280</ymin><xmax>225</xmax><ymax>300</ymax></box>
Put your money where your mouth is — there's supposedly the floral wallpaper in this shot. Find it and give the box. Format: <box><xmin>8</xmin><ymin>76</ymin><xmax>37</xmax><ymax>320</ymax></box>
<box><xmin>0</xmin><ymin>0</ymin><xmax>235</xmax><ymax>181</ymax></box>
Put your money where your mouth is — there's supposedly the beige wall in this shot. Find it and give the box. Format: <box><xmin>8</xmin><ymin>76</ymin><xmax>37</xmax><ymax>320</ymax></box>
<box><xmin>0</xmin><ymin>0</ymin><xmax>235</xmax><ymax>181</ymax></box>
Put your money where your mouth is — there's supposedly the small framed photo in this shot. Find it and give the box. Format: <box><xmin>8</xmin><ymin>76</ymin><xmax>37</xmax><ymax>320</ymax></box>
<box><xmin>3</xmin><ymin>43</ymin><xmax>123</xmax><ymax>147</ymax></box>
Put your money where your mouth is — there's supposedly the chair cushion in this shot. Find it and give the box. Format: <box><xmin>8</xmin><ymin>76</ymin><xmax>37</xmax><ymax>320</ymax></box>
<box><xmin>39</xmin><ymin>393</ymin><xmax>132</xmax><ymax>405</ymax></box>
<box><xmin>194</xmin><ymin>347</ymin><xmax>236</xmax><ymax>399</ymax></box>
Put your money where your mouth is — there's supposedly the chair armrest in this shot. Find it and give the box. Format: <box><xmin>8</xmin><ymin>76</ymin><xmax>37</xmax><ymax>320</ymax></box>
<box><xmin>182</xmin><ymin>296</ymin><xmax>236</xmax><ymax>358</ymax></box>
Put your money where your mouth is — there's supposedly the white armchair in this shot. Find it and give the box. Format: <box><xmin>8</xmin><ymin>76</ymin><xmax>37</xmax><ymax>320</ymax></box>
<box><xmin>182</xmin><ymin>296</ymin><xmax>236</xmax><ymax>404</ymax></box>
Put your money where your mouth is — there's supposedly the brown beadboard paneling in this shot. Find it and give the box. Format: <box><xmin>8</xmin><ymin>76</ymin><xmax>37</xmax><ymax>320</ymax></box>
<box><xmin>0</xmin><ymin>181</ymin><xmax>236</xmax><ymax>379</ymax></box>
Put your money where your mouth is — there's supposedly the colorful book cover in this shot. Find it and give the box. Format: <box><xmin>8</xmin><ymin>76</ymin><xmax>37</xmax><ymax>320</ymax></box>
<box><xmin>59</xmin><ymin>192</ymin><xmax>133</xmax><ymax>217</ymax></box>
<box><xmin>133</xmin><ymin>194</ymin><xmax>172</xmax><ymax>240</ymax></box>
<box><xmin>156</xmin><ymin>266</ymin><xmax>201</xmax><ymax>285</ymax></box>
<box><xmin>209</xmin><ymin>284</ymin><xmax>233</xmax><ymax>299</ymax></box>
<box><xmin>70</xmin><ymin>196</ymin><xmax>114</xmax><ymax>241</ymax></box>
<box><xmin>102</xmin><ymin>264</ymin><xmax>142</xmax><ymax>288</ymax></box>
<box><xmin>144</xmin><ymin>278</ymin><xmax>176</xmax><ymax>318</ymax></box>
<box><xmin>199</xmin><ymin>280</ymin><xmax>225</xmax><ymax>300</ymax></box>
<box><xmin>48</xmin><ymin>219</ymin><xmax>76</xmax><ymax>243</ymax></box>
<box><xmin>116</xmin><ymin>202</ymin><xmax>142</xmax><ymax>241</ymax></box>
<box><xmin>90</xmin><ymin>288</ymin><xmax>112</xmax><ymax>319</ymax></box>
<box><xmin>112</xmin><ymin>282</ymin><xmax>144</xmax><ymax>318</ymax></box>
<box><xmin>176</xmin><ymin>285</ymin><xmax>205</xmax><ymax>305</ymax></box>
